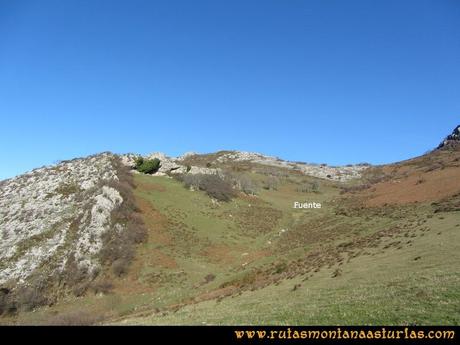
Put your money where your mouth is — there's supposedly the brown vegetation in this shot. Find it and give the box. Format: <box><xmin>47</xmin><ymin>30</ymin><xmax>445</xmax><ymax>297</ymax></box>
<box><xmin>180</xmin><ymin>173</ymin><xmax>236</xmax><ymax>201</ymax></box>
<box><xmin>99</xmin><ymin>158</ymin><xmax>148</xmax><ymax>276</ymax></box>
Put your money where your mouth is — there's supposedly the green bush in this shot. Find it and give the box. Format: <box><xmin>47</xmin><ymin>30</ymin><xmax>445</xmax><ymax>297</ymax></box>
<box><xmin>134</xmin><ymin>156</ymin><xmax>144</xmax><ymax>169</ymax></box>
<box><xmin>135</xmin><ymin>157</ymin><xmax>161</xmax><ymax>174</ymax></box>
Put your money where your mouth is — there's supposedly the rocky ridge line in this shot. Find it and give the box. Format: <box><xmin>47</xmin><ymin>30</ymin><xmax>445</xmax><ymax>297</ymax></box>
<box><xmin>121</xmin><ymin>151</ymin><xmax>369</xmax><ymax>181</ymax></box>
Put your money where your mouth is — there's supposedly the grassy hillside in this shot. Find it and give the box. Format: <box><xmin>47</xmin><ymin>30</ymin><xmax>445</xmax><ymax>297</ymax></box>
<box><xmin>3</xmin><ymin>149</ymin><xmax>460</xmax><ymax>325</ymax></box>
<box><xmin>117</xmin><ymin>170</ymin><xmax>460</xmax><ymax>325</ymax></box>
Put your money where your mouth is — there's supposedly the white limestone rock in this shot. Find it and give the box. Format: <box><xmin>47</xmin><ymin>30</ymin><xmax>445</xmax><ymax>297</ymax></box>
<box><xmin>0</xmin><ymin>153</ymin><xmax>124</xmax><ymax>285</ymax></box>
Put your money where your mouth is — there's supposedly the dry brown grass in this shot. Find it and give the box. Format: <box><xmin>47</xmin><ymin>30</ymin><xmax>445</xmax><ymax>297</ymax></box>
<box><xmin>201</xmin><ymin>244</ymin><xmax>237</xmax><ymax>265</ymax></box>
<box><xmin>234</xmin><ymin>205</ymin><xmax>282</xmax><ymax>237</ymax></box>
<box><xmin>44</xmin><ymin>310</ymin><xmax>103</xmax><ymax>325</ymax></box>
<box><xmin>366</xmin><ymin>167</ymin><xmax>460</xmax><ymax>206</ymax></box>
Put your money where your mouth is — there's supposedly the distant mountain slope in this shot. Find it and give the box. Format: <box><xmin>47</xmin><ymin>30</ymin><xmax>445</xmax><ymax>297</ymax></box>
<box><xmin>121</xmin><ymin>150</ymin><xmax>368</xmax><ymax>181</ymax></box>
<box><xmin>353</xmin><ymin>145</ymin><xmax>460</xmax><ymax>207</ymax></box>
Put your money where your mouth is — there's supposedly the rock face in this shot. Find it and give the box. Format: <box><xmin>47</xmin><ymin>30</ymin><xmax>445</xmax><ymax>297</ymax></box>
<box><xmin>119</xmin><ymin>153</ymin><xmax>138</xmax><ymax>168</ymax></box>
<box><xmin>146</xmin><ymin>152</ymin><xmax>187</xmax><ymax>175</ymax></box>
<box><xmin>438</xmin><ymin>125</ymin><xmax>460</xmax><ymax>150</ymax></box>
<box><xmin>0</xmin><ymin>153</ymin><xmax>123</xmax><ymax>286</ymax></box>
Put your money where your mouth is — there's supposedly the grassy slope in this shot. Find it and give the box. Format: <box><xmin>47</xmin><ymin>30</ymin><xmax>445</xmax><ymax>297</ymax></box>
<box><xmin>121</xmin><ymin>213</ymin><xmax>460</xmax><ymax>325</ymax></box>
<box><xmin>5</xmin><ymin>152</ymin><xmax>460</xmax><ymax>325</ymax></box>
<box><xmin>118</xmin><ymin>170</ymin><xmax>459</xmax><ymax>325</ymax></box>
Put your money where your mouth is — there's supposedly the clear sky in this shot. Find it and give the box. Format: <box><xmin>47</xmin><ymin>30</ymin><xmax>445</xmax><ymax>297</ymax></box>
<box><xmin>1</xmin><ymin>0</ymin><xmax>459</xmax><ymax>180</ymax></box>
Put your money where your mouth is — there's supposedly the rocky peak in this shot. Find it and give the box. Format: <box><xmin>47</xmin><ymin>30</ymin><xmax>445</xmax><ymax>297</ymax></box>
<box><xmin>437</xmin><ymin>125</ymin><xmax>460</xmax><ymax>150</ymax></box>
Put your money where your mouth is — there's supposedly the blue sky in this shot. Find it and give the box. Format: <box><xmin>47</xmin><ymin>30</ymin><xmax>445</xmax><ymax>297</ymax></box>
<box><xmin>0</xmin><ymin>0</ymin><xmax>459</xmax><ymax>180</ymax></box>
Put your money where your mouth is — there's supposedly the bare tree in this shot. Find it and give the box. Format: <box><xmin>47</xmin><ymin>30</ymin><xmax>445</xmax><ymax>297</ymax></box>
<box><xmin>237</xmin><ymin>175</ymin><xmax>258</xmax><ymax>195</ymax></box>
<box><xmin>262</xmin><ymin>176</ymin><xmax>279</xmax><ymax>190</ymax></box>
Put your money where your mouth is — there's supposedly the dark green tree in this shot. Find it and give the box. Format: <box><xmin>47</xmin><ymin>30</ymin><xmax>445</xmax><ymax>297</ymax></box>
<box><xmin>135</xmin><ymin>158</ymin><xmax>161</xmax><ymax>174</ymax></box>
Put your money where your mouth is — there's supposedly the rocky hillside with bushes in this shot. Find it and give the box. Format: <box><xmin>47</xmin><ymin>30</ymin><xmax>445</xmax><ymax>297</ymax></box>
<box><xmin>0</xmin><ymin>149</ymin><xmax>367</xmax><ymax>316</ymax></box>
<box><xmin>0</xmin><ymin>153</ymin><xmax>146</xmax><ymax>314</ymax></box>
<box><xmin>122</xmin><ymin>150</ymin><xmax>368</xmax><ymax>181</ymax></box>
